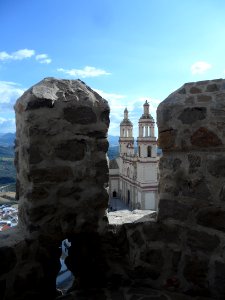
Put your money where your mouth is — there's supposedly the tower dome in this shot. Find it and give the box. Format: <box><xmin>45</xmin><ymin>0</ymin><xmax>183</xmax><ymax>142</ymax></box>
<box><xmin>120</xmin><ymin>108</ymin><xmax>133</xmax><ymax>126</ymax></box>
<box><xmin>119</xmin><ymin>107</ymin><xmax>134</xmax><ymax>155</ymax></box>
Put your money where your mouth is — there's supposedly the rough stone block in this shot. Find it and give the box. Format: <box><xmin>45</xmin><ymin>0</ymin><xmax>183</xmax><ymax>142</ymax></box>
<box><xmin>183</xmin><ymin>255</ymin><xmax>209</xmax><ymax>288</ymax></box>
<box><xmin>158</xmin><ymin>129</ymin><xmax>177</xmax><ymax>150</ymax></box>
<box><xmin>0</xmin><ymin>246</ymin><xmax>17</xmax><ymax>276</ymax></box>
<box><xmin>158</xmin><ymin>199</ymin><xmax>191</xmax><ymax>221</ymax></box>
<box><xmin>197</xmin><ymin>207</ymin><xmax>225</xmax><ymax>232</ymax></box>
<box><xmin>142</xmin><ymin>222</ymin><xmax>181</xmax><ymax>244</ymax></box>
<box><xmin>212</xmin><ymin>261</ymin><xmax>225</xmax><ymax>298</ymax></box>
<box><xmin>178</xmin><ymin>107</ymin><xmax>206</xmax><ymax>124</ymax></box>
<box><xmin>186</xmin><ymin>229</ymin><xmax>220</xmax><ymax>253</ymax></box>
<box><xmin>207</xmin><ymin>155</ymin><xmax>225</xmax><ymax>178</ymax></box>
<box><xmin>191</xmin><ymin>127</ymin><xmax>222</xmax><ymax>147</ymax></box>
<box><xmin>140</xmin><ymin>248</ymin><xmax>164</xmax><ymax>269</ymax></box>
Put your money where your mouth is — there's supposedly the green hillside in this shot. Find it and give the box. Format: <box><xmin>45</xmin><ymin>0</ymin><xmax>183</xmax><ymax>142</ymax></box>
<box><xmin>0</xmin><ymin>146</ymin><xmax>14</xmax><ymax>157</ymax></box>
<box><xmin>0</xmin><ymin>147</ymin><xmax>16</xmax><ymax>186</ymax></box>
<box><xmin>108</xmin><ymin>146</ymin><xmax>119</xmax><ymax>160</ymax></box>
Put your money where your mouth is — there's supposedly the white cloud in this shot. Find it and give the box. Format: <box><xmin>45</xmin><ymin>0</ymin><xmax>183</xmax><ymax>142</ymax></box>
<box><xmin>57</xmin><ymin>66</ymin><xmax>111</xmax><ymax>78</ymax></box>
<box><xmin>0</xmin><ymin>81</ymin><xmax>24</xmax><ymax>110</ymax></box>
<box><xmin>0</xmin><ymin>117</ymin><xmax>15</xmax><ymax>133</ymax></box>
<box><xmin>0</xmin><ymin>49</ymin><xmax>35</xmax><ymax>61</ymax></box>
<box><xmin>35</xmin><ymin>54</ymin><xmax>52</xmax><ymax>64</ymax></box>
<box><xmin>191</xmin><ymin>61</ymin><xmax>212</xmax><ymax>74</ymax></box>
<box><xmin>0</xmin><ymin>81</ymin><xmax>24</xmax><ymax>134</ymax></box>
<box><xmin>0</xmin><ymin>49</ymin><xmax>52</xmax><ymax>64</ymax></box>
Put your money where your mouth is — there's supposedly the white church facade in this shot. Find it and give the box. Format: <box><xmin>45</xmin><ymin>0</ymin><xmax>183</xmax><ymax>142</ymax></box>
<box><xmin>109</xmin><ymin>101</ymin><xmax>159</xmax><ymax>210</ymax></box>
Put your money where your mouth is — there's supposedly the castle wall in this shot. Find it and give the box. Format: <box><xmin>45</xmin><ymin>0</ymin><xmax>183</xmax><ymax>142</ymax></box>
<box><xmin>0</xmin><ymin>78</ymin><xmax>110</xmax><ymax>299</ymax></box>
<box><xmin>1</xmin><ymin>78</ymin><xmax>225</xmax><ymax>299</ymax></box>
<box><xmin>102</xmin><ymin>79</ymin><xmax>225</xmax><ymax>299</ymax></box>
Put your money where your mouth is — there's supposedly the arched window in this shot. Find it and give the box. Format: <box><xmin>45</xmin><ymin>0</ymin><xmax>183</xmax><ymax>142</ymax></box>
<box><xmin>139</xmin><ymin>146</ymin><xmax>141</xmax><ymax>157</ymax></box>
<box><xmin>147</xmin><ymin>146</ymin><xmax>152</xmax><ymax>157</ymax></box>
<box><xmin>127</xmin><ymin>167</ymin><xmax>130</xmax><ymax>178</ymax></box>
<box><xmin>113</xmin><ymin>191</ymin><xmax>117</xmax><ymax>198</ymax></box>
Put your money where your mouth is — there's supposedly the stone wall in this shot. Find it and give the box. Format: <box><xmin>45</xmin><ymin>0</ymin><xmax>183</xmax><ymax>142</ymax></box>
<box><xmin>157</xmin><ymin>79</ymin><xmax>225</xmax><ymax>298</ymax></box>
<box><xmin>100</xmin><ymin>79</ymin><xmax>225</xmax><ymax>299</ymax></box>
<box><xmin>1</xmin><ymin>78</ymin><xmax>225</xmax><ymax>300</ymax></box>
<box><xmin>0</xmin><ymin>78</ymin><xmax>110</xmax><ymax>300</ymax></box>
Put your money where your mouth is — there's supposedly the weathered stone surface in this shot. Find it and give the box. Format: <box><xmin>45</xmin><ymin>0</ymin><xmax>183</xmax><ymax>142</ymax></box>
<box><xmin>156</xmin><ymin>79</ymin><xmax>225</xmax><ymax>299</ymax></box>
<box><xmin>130</xmin><ymin>230</ymin><xmax>144</xmax><ymax>247</ymax></box>
<box><xmin>178</xmin><ymin>87</ymin><xmax>186</xmax><ymax>94</ymax></box>
<box><xmin>0</xmin><ymin>246</ymin><xmax>17</xmax><ymax>276</ymax></box>
<box><xmin>28</xmin><ymin>205</ymin><xmax>57</xmax><ymax>223</ymax></box>
<box><xmin>158</xmin><ymin>199</ymin><xmax>191</xmax><ymax>221</ymax></box>
<box><xmin>132</xmin><ymin>265</ymin><xmax>161</xmax><ymax>280</ymax></box>
<box><xmin>178</xmin><ymin>107</ymin><xmax>206</xmax><ymax>124</ymax></box>
<box><xmin>172</xmin><ymin>250</ymin><xmax>181</xmax><ymax>272</ymax></box>
<box><xmin>55</xmin><ymin>140</ymin><xmax>86</xmax><ymax>161</ymax></box>
<box><xmin>64</xmin><ymin>106</ymin><xmax>97</xmax><ymax>125</ymax></box>
<box><xmin>65</xmin><ymin>233</ymin><xmax>108</xmax><ymax>288</ymax></box>
<box><xmin>142</xmin><ymin>222</ymin><xmax>180</xmax><ymax>244</ymax></box>
<box><xmin>191</xmin><ymin>127</ymin><xmax>222</xmax><ymax>147</ymax></box>
<box><xmin>189</xmin><ymin>86</ymin><xmax>202</xmax><ymax>94</ymax></box>
<box><xmin>158</xmin><ymin>129</ymin><xmax>176</xmax><ymax>150</ymax></box>
<box><xmin>188</xmin><ymin>154</ymin><xmax>201</xmax><ymax>173</ymax></box>
<box><xmin>197</xmin><ymin>207</ymin><xmax>225</xmax><ymax>232</ymax></box>
<box><xmin>3</xmin><ymin>78</ymin><xmax>225</xmax><ymax>300</ymax></box>
<box><xmin>26</xmin><ymin>185</ymin><xmax>50</xmax><ymax>202</ymax></box>
<box><xmin>183</xmin><ymin>255</ymin><xmax>209</xmax><ymax>287</ymax></box>
<box><xmin>159</xmin><ymin>157</ymin><xmax>181</xmax><ymax>171</ymax></box>
<box><xmin>108</xmin><ymin>210</ymin><xmax>156</xmax><ymax>225</ymax></box>
<box><xmin>157</xmin><ymin>108</ymin><xmax>172</xmax><ymax>124</ymax></box>
<box><xmin>29</xmin><ymin>166</ymin><xmax>73</xmax><ymax>183</ymax></box>
<box><xmin>140</xmin><ymin>248</ymin><xmax>164</xmax><ymax>269</ymax></box>
<box><xmin>27</xmin><ymin>145</ymin><xmax>43</xmax><ymax>164</ymax></box>
<box><xmin>57</xmin><ymin>186</ymin><xmax>82</xmax><ymax>198</ymax></box>
<box><xmin>197</xmin><ymin>94</ymin><xmax>212</xmax><ymax>102</ymax></box>
<box><xmin>207</xmin><ymin>156</ymin><xmax>225</xmax><ymax>177</ymax></box>
<box><xmin>100</xmin><ymin>109</ymin><xmax>110</xmax><ymax>126</ymax></box>
<box><xmin>219</xmin><ymin>184</ymin><xmax>225</xmax><ymax>201</ymax></box>
<box><xmin>176</xmin><ymin>178</ymin><xmax>210</xmax><ymax>200</ymax></box>
<box><xmin>186</xmin><ymin>229</ymin><xmax>220</xmax><ymax>253</ymax></box>
<box><xmin>212</xmin><ymin>261</ymin><xmax>225</xmax><ymax>298</ymax></box>
<box><xmin>206</xmin><ymin>83</ymin><xmax>218</xmax><ymax>92</ymax></box>
<box><xmin>95</xmin><ymin>160</ymin><xmax>109</xmax><ymax>184</ymax></box>
<box><xmin>0</xmin><ymin>280</ymin><xmax>6</xmax><ymax>300</ymax></box>
<box><xmin>97</xmin><ymin>139</ymin><xmax>109</xmax><ymax>152</ymax></box>
<box><xmin>0</xmin><ymin>78</ymin><xmax>110</xmax><ymax>299</ymax></box>
<box><xmin>26</xmin><ymin>97</ymin><xmax>54</xmax><ymax>110</ymax></box>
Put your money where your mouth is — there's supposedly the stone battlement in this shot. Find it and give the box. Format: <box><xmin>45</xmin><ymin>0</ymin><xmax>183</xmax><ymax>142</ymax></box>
<box><xmin>0</xmin><ymin>78</ymin><xmax>225</xmax><ymax>299</ymax></box>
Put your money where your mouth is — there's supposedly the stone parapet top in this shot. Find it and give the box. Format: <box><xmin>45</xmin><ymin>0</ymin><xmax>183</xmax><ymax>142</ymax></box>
<box><xmin>108</xmin><ymin>210</ymin><xmax>156</xmax><ymax>225</ymax></box>
<box><xmin>56</xmin><ymin>286</ymin><xmax>211</xmax><ymax>300</ymax></box>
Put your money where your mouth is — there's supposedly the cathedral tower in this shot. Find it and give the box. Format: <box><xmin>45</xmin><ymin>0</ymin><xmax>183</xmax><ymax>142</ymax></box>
<box><xmin>137</xmin><ymin>100</ymin><xmax>157</xmax><ymax>158</ymax></box>
<box><xmin>119</xmin><ymin>108</ymin><xmax>134</xmax><ymax>156</ymax></box>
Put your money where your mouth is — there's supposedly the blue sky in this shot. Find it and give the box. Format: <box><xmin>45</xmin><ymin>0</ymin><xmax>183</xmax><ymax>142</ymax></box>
<box><xmin>1</xmin><ymin>0</ymin><xmax>225</xmax><ymax>136</ymax></box>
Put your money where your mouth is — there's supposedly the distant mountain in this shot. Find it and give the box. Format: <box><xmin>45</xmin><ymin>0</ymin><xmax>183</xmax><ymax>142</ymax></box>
<box><xmin>0</xmin><ymin>133</ymin><xmax>15</xmax><ymax>147</ymax></box>
<box><xmin>0</xmin><ymin>145</ymin><xmax>16</xmax><ymax>186</ymax></box>
<box><xmin>107</xmin><ymin>136</ymin><xmax>119</xmax><ymax>160</ymax></box>
<box><xmin>108</xmin><ymin>146</ymin><xmax>119</xmax><ymax>160</ymax></box>
<box><xmin>0</xmin><ymin>146</ymin><xmax>14</xmax><ymax>157</ymax></box>
<box><xmin>108</xmin><ymin>135</ymin><xmax>119</xmax><ymax>146</ymax></box>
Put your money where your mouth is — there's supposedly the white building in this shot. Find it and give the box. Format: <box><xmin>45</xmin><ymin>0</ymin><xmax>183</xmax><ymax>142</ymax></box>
<box><xmin>109</xmin><ymin>101</ymin><xmax>159</xmax><ymax>210</ymax></box>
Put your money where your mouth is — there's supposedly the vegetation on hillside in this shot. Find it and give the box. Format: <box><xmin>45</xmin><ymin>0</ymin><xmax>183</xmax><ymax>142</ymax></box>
<box><xmin>0</xmin><ymin>157</ymin><xmax>16</xmax><ymax>185</ymax></box>
<box><xmin>107</xmin><ymin>146</ymin><xmax>119</xmax><ymax>160</ymax></box>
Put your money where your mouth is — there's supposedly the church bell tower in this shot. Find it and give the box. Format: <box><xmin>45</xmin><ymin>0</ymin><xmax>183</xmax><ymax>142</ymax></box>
<box><xmin>119</xmin><ymin>108</ymin><xmax>134</xmax><ymax>156</ymax></box>
<box><xmin>137</xmin><ymin>100</ymin><xmax>157</xmax><ymax>158</ymax></box>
